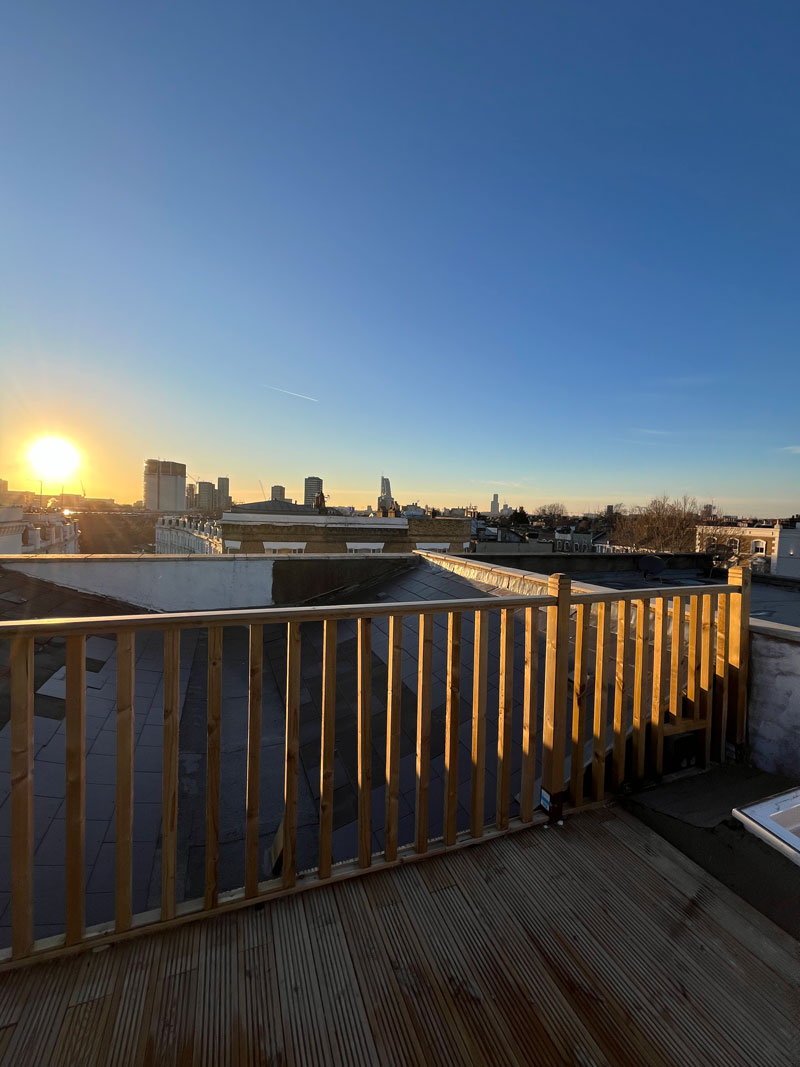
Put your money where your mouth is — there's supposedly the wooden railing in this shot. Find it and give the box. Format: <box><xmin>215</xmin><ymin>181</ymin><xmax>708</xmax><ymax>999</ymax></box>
<box><xmin>0</xmin><ymin>569</ymin><xmax>750</xmax><ymax>966</ymax></box>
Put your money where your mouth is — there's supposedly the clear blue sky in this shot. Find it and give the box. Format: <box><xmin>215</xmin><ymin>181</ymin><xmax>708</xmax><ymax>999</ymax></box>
<box><xmin>2</xmin><ymin>1</ymin><xmax>799</xmax><ymax>513</ymax></box>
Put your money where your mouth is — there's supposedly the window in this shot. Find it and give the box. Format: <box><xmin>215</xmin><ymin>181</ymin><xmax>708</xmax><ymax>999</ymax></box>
<box><xmin>726</xmin><ymin>537</ymin><xmax>739</xmax><ymax>553</ymax></box>
<box><xmin>751</xmin><ymin>539</ymin><xmax>766</xmax><ymax>555</ymax></box>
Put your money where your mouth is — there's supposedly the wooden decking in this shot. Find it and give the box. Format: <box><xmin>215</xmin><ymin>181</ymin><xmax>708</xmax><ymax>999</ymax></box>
<box><xmin>1</xmin><ymin>806</ymin><xmax>798</xmax><ymax>1066</ymax></box>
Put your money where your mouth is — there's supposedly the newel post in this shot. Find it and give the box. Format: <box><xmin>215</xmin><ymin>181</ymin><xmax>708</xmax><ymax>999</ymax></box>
<box><xmin>728</xmin><ymin>565</ymin><xmax>751</xmax><ymax>756</ymax></box>
<box><xmin>542</xmin><ymin>573</ymin><xmax>571</xmax><ymax>821</ymax></box>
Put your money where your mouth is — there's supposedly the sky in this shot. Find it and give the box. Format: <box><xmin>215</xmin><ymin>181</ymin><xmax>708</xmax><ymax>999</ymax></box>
<box><xmin>2</xmin><ymin>1</ymin><xmax>800</xmax><ymax>514</ymax></box>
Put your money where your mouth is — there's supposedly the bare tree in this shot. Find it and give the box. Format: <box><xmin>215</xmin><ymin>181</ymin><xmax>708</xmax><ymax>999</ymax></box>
<box><xmin>612</xmin><ymin>495</ymin><xmax>700</xmax><ymax>553</ymax></box>
<box><xmin>536</xmin><ymin>502</ymin><xmax>566</xmax><ymax>525</ymax></box>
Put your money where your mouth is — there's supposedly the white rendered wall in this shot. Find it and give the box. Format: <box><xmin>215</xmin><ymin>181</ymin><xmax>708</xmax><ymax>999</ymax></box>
<box><xmin>772</xmin><ymin>528</ymin><xmax>800</xmax><ymax>579</ymax></box>
<box><xmin>749</xmin><ymin>622</ymin><xmax>800</xmax><ymax>777</ymax></box>
<box><xmin>0</xmin><ymin>557</ymin><xmax>274</xmax><ymax>612</ymax></box>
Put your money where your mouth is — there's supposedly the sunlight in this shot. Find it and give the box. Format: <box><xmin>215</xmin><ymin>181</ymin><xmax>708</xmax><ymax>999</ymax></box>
<box><xmin>27</xmin><ymin>436</ymin><xmax>81</xmax><ymax>484</ymax></box>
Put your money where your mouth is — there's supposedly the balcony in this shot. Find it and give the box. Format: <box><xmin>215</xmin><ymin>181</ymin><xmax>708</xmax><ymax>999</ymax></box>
<box><xmin>0</xmin><ymin>558</ymin><xmax>798</xmax><ymax>1063</ymax></box>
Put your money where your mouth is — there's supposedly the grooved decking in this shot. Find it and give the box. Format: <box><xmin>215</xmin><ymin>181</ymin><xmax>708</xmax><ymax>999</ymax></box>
<box><xmin>0</xmin><ymin>806</ymin><xmax>798</xmax><ymax>1066</ymax></box>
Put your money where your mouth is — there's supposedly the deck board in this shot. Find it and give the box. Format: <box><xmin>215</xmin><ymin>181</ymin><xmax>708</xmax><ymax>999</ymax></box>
<box><xmin>0</xmin><ymin>806</ymin><xmax>798</xmax><ymax>1066</ymax></box>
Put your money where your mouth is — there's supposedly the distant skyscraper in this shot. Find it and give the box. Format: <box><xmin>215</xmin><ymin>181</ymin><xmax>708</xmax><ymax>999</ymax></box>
<box><xmin>304</xmin><ymin>476</ymin><xmax>323</xmax><ymax>508</ymax></box>
<box><xmin>217</xmin><ymin>476</ymin><xmax>231</xmax><ymax>511</ymax></box>
<box><xmin>490</xmin><ymin>493</ymin><xmax>499</xmax><ymax>516</ymax></box>
<box><xmin>185</xmin><ymin>483</ymin><xmax>197</xmax><ymax>509</ymax></box>
<box><xmin>378</xmin><ymin>476</ymin><xmax>393</xmax><ymax>512</ymax></box>
<box><xmin>143</xmin><ymin>459</ymin><xmax>187</xmax><ymax>512</ymax></box>
<box><xmin>271</xmin><ymin>485</ymin><xmax>286</xmax><ymax>501</ymax></box>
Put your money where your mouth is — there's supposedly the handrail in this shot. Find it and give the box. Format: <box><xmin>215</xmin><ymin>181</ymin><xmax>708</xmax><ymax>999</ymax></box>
<box><xmin>0</xmin><ymin>593</ymin><xmax>557</xmax><ymax>637</ymax></box>
<box><xmin>569</xmin><ymin>583</ymin><xmax>737</xmax><ymax>606</ymax></box>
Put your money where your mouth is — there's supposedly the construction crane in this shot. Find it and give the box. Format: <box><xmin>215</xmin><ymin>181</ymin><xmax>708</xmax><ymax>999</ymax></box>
<box><xmin>259</xmin><ymin>480</ymin><xmax>268</xmax><ymax>501</ymax></box>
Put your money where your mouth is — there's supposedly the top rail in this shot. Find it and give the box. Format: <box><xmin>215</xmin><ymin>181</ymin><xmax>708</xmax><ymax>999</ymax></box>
<box><xmin>0</xmin><ymin>594</ymin><xmax>557</xmax><ymax>637</ymax></box>
<box><xmin>569</xmin><ymin>584</ymin><xmax>738</xmax><ymax>607</ymax></box>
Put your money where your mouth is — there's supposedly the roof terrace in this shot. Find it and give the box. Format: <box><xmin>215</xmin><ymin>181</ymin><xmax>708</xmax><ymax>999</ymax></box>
<box><xmin>0</xmin><ymin>551</ymin><xmax>797</xmax><ymax>1063</ymax></box>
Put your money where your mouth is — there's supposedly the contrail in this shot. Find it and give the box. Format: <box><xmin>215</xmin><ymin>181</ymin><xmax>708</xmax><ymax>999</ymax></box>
<box><xmin>265</xmin><ymin>385</ymin><xmax>319</xmax><ymax>403</ymax></box>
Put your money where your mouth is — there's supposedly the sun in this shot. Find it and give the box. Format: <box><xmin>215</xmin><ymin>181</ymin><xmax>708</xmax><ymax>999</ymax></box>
<box><xmin>27</xmin><ymin>436</ymin><xmax>81</xmax><ymax>484</ymax></box>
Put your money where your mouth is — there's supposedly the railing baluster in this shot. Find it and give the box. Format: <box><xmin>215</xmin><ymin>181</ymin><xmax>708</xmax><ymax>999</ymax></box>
<box><xmin>245</xmin><ymin>624</ymin><xmax>263</xmax><ymax>898</ymax></box>
<box><xmin>688</xmin><ymin>596</ymin><xmax>701</xmax><ymax>719</ymax></box>
<box><xmin>116</xmin><ymin>632</ymin><xmax>135</xmax><ymax>931</ymax></box>
<box><xmin>161</xmin><ymin>629</ymin><xmax>180</xmax><ymax>920</ymax></box>
<box><xmin>496</xmin><ymin>608</ymin><xmax>514</xmax><ymax>830</ymax></box>
<box><xmin>669</xmin><ymin>596</ymin><xmax>684</xmax><ymax>722</ymax></box>
<box><xmin>728</xmin><ymin>567</ymin><xmax>751</xmax><ymax>749</ymax></box>
<box><xmin>357</xmin><ymin>618</ymin><xmax>372</xmax><ymax>868</ymax></box>
<box><xmin>318</xmin><ymin>620</ymin><xmax>337</xmax><ymax>879</ymax></box>
<box><xmin>283</xmin><ymin>621</ymin><xmax>301</xmax><ymax>888</ymax></box>
<box><xmin>65</xmin><ymin>635</ymin><xmax>86</xmax><ymax>945</ymax></box>
<box><xmin>612</xmin><ymin>601</ymin><xmax>628</xmax><ymax>789</ymax></box>
<box><xmin>592</xmin><ymin>603</ymin><xmax>608</xmax><ymax>801</ymax></box>
<box><xmin>10</xmin><ymin>635</ymin><xmax>34</xmax><ymax>959</ymax></box>
<box><xmin>470</xmin><ymin>609</ymin><xmax>488</xmax><ymax>838</ymax></box>
<box><xmin>542</xmin><ymin>573</ymin><xmax>571</xmax><ymax>820</ymax></box>
<box><xmin>521</xmin><ymin>604</ymin><xmax>540</xmax><ymax>821</ymax></box>
<box><xmin>569</xmin><ymin>603</ymin><xmax>589</xmax><ymax>809</ymax></box>
<box><xmin>384</xmin><ymin>616</ymin><xmax>402</xmax><ymax>861</ymax></box>
<box><xmin>444</xmin><ymin>612</ymin><xmax>461</xmax><ymax>845</ymax></box>
<box><xmin>415</xmin><ymin>613</ymin><xmax>433</xmax><ymax>853</ymax></box>
<box><xmin>650</xmin><ymin>598</ymin><xmax>668</xmax><ymax>776</ymax></box>
<box><xmin>205</xmin><ymin>626</ymin><xmax>223</xmax><ymax>909</ymax></box>
<box><xmin>632</xmin><ymin>598</ymin><xmax>650</xmax><ymax>782</ymax></box>
<box><xmin>713</xmin><ymin>594</ymin><xmax>729</xmax><ymax>761</ymax></box>
<box><xmin>700</xmin><ymin>595</ymin><xmax>713</xmax><ymax>765</ymax></box>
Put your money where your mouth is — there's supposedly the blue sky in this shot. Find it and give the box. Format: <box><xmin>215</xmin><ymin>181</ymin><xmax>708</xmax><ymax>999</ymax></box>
<box><xmin>2</xmin><ymin>1</ymin><xmax>799</xmax><ymax>513</ymax></box>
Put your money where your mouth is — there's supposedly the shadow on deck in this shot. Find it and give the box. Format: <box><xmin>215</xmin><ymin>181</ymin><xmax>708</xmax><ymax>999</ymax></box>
<box><xmin>0</xmin><ymin>806</ymin><xmax>798</xmax><ymax>1066</ymax></box>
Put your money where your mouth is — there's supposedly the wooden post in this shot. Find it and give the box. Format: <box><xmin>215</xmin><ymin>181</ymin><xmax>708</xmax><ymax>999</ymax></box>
<box><xmin>357</xmin><ymin>619</ymin><xmax>372</xmax><ymax>868</ymax></box>
<box><xmin>415</xmin><ymin>613</ymin><xmax>433</xmax><ymax>853</ymax></box>
<box><xmin>542</xmin><ymin>574</ymin><xmax>571</xmax><ymax>820</ymax></box>
<box><xmin>521</xmin><ymin>605</ymin><xmax>540</xmax><ymax>821</ymax></box>
<box><xmin>10</xmin><ymin>636</ymin><xmax>34</xmax><ymax>959</ymax></box>
<box><xmin>592</xmin><ymin>603</ymin><xmax>608</xmax><ymax>802</ymax></box>
<box><xmin>728</xmin><ymin>566</ymin><xmax>751</xmax><ymax>751</ymax></box>
<box><xmin>611</xmin><ymin>601</ymin><xmax>628</xmax><ymax>789</ymax></box>
<box><xmin>569</xmin><ymin>604</ymin><xmax>589</xmax><ymax>809</ymax></box>
<box><xmin>65</xmin><ymin>635</ymin><xmax>86</xmax><ymax>945</ymax></box>
<box><xmin>669</xmin><ymin>597</ymin><xmax>684</xmax><ymax>722</ymax></box>
<box><xmin>700</xmin><ymin>596</ymin><xmax>713</xmax><ymax>766</ymax></box>
<box><xmin>496</xmin><ymin>609</ymin><xmax>514</xmax><ymax>830</ymax></box>
<box><xmin>161</xmin><ymin>629</ymin><xmax>181</xmax><ymax>920</ymax></box>
<box><xmin>444</xmin><ymin>612</ymin><xmax>461</xmax><ymax>845</ymax></box>
<box><xmin>283</xmin><ymin>621</ymin><xmax>301</xmax><ymax>888</ymax></box>
<box><xmin>687</xmin><ymin>596</ymin><xmax>701</xmax><ymax>719</ymax></box>
<box><xmin>115</xmin><ymin>632</ymin><xmax>135</xmax><ymax>931</ymax></box>
<box><xmin>384</xmin><ymin>616</ymin><xmax>402</xmax><ymax>861</ymax></box>
<box><xmin>245</xmin><ymin>624</ymin><xmax>263</xmax><ymax>898</ymax></box>
<box><xmin>318</xmin><ymin>620</ymin><xmax>337</xmax><ymax>879</ymax></box>
<box><xmin>205</xmin><ymin>626</ymin><xmax>223</xmax><ymax>909</ymax></box>
<box><xmin>470</xmin><ymin>610</ymin><xmax>488</xmax><ymax>838</ymax></box>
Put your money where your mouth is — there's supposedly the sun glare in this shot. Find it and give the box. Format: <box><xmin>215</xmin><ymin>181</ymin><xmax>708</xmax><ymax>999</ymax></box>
<box><xmin>27</xmin><ymin>436</ymin><xmax>81</xmax><ymax>484</ymax></box>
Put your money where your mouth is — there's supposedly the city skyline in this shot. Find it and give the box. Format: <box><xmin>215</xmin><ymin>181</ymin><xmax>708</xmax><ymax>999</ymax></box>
<box><xmin>3</xmin><ymin>4</ymin><xmax>800</xmax><ymax>515</ymax></box>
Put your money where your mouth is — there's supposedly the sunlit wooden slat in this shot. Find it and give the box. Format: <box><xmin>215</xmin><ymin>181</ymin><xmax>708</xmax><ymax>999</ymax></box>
<box><xmin>611</xmin><ymin>601</ymin><xmax>628</xmax><ymax>790</ymax></box>
<box><xmin>592</xmin><ymin>602</ymin><xmax>608</xmax><ymax>801</ymax></box>
<box><xmin>542</xmin><ymin>574</ymin><xmax>571</xmax><ymax>819</ymax></box>
<box><xmin>650</xmin><ymin>599</ymin><xmax>668</xmax><ymax>776</ymax></box>
<box><xmin>569</xmin><ymin>603</ymin><xmax>589</xmax><ymax>809</ymax></box>
<box><xmin>521</xmin><ymin>605</ymin><xmax>540</xmax><ymax>821</ymax></box>
<box><xmin>632</xmin><ymin>598</ymin><xmax>650</xmax><ymax>782</ymax></box>
<box><xmin>496</xmin><ymin>609</ymin><xmax>514</xmax><ymax>830</ymax></box>
<box><xmin>283</xmin><ymin>621</ymin><xmax>301</xmax><ymax>889</ymax></box>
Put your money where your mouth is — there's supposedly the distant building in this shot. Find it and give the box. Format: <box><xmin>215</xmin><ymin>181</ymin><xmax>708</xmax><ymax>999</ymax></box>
<box><xmin>378</xmin><ymin>477</ymin><xmax>394</xmax><ymax>512</ymax></box>
<box><xmin>270</xmin><ymin>485</ymin><xmax>286</xmax><ymax>501</ymax></box>
<box><xmin>185</xmin><ymin>484</ymin><xmax>197</xmax><ymax>509</ymax></box>
<box><xmin>304</xmin><ymin>476</ymin><xmax>323</xmax><ymax>508</ymax></box>
<box><xmin>490</xmin><ymin>493</ymin><xmax>499</xmax><ymax>516</ymax></box>
<box><xmin>196</xmin><ymin>481</ymin><xmax>215</xmax><ymax>513</ymax></box>
<box><xmin>143</xmin><ymin>459</ymin><xmax>186</xmax><ymax>512</ymax></box>
<box><xmin>217</xmin><ymin>477</ymin><xmax>231</xmax><ymax>511</ymax></box>
<box><xmin>695</xmin><ymin>520</ymin><xmax>800</xmax><ymax>576</ymax></box>
<box><xmin>0</xmin><ymin>507</ymin><xmax>79</xmax><ymax>554</ymax></box>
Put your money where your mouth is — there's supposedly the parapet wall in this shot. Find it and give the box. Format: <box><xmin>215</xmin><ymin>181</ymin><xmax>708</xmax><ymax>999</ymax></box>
<box><xmin>749</xmin><ymin>620</ymin><xmax>800</xmax><ymax>777</ymax></box>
